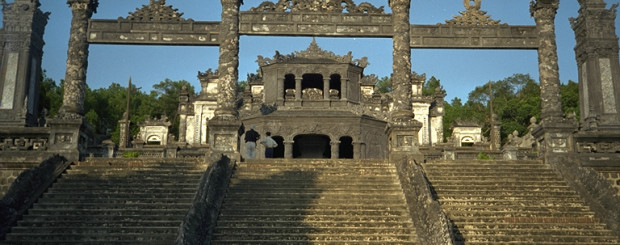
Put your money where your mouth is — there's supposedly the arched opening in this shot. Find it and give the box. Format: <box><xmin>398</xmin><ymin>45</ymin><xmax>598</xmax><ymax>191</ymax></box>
<box><xmin>339</xmin><ymin>136</ymin><xmax>353</xmax><ymax>159</ymax></box>
<box><xmin>302</xmin><ymin>74</ymin><xmax>324</xmax><ymax>90</ymax></box>
<box><xmin>272</xmin><ymin>136</ymin><xmax>285</xmax><ymax>158</ymax></box>
<box><xmin>146</xmin><ymin>135</ymin><xmax>162</xmax><ymax>145</ymax></box>
<box><xmin>283</xmin><ymin>74</ymin><xmax>295</xmax><ymax>98</ymax></box>
<box><xmin>330</xmin><ymin>74</ymin><xmax>342</xmax><ymax>99</ymax></box>
<box><xmin>461</xmin><ymin>136</ymin><xmax>475</xmax><ymax>147</ymax></box>
<box><xmin>293</xmin><ymin>134</ymin><xmax>331</xmax><ymax>158</ymax></box>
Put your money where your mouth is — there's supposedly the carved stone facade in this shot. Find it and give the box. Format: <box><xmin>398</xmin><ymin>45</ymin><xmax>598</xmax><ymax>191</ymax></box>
<box><xmin>0</xmin><ymin>0</ymin><xmax>49</xmax><ymax>126</ymax></box>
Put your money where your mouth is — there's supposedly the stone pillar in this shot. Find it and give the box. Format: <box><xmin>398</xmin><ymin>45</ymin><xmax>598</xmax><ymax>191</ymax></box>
<box><xmin>330</xmin><ymin>141</ymin><xmax>340</xmax><ymax>159</ymax></box>
<box><xmin>118</xmin><ymin>116</ymin><xmax>130</xmax><ymax>149</ymax></box>
<box><xmin>295</xmin><ymin>78</ymin><xmax>302</xmax><ymax>101</ymax></box>
<box><xmin>530</xmin><ymin>0</ymin><xmax>578</xmax><ymax>160</ymax></box>
<box><xmin>323</xmin><ymin>78</ymin><xmax>330</xmax><ymax>100</ymax></box>
<box><xmin>213</xmin><ymin>0</ymin><xmax>241</xmax><ymax>119</ymax></box>
<box><xmin>59</xmin><ymin>0</ymin><xmax>98</xmax><ymax>116</ymax></box>
<box><xmin>490</xmin><ymin>114</ymin><xmax>501</xmax><ymax>151</ymax></box>
<box><xmin>353</xmin><ymin>141</ymin><xmax>363</xmax><ymax>159</ymax></box>
<box><xmin>571</xmin><ymin>0</ymin><xmax>620</xmax><ymax>131</ymax></box>
<box><xmin>531</xmin><ymin>0</ymin><xmax>563</xmax><ymax>120</ymax></box>
<box><xmin>341</xmin><ymin>78</ymin><xmax>349</xmax><ymax>101</ymax></box>
<box><xmin>284</xmin><ymin>140</ymin><xmax>294</xmax><ymax>159</ymax></box>
<box><xmin>208</xmin><ymin>0</ymin><xmax>242</xmax><ymax>159</ymax></box>
<box><xmin>388</xmin><ymin>0</ymin><xmax>423</xmax><ymax>162</ymax></box>
<box><xmin>0</xmin><ymin>0</ymin><xmax>50</xmax><ymax>126</ymax></box>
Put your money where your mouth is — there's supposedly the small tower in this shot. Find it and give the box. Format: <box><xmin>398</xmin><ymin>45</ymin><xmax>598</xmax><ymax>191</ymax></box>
<box><xmin>571</xmin><ymin>0</ymin><xmax>620</xmax><ymax>130</ymax></box>
<box><xmin>0</xmin><ymin>0</ymin><xmax>50</xmax><ymax>126</ymax></box>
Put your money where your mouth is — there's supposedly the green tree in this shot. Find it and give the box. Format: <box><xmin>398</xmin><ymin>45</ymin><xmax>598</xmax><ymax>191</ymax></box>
<box><xmin>376</xmin><ymin>76</ymin><xmax>392</xmax><ymax>93</ymax></box>
<box><xmin>423</xmin><ymin>76</ymin><xmax>446</xmax><ymax>96</ymax></box>
<box><xmin>561</xmin><ymin>80</ymin><xmax>580</xmax><ymax>120</ymax></box>
<box><xmin>38</xmin><ymin>71</ymin><xmax>63</xmax><ymax>118</ymax></box>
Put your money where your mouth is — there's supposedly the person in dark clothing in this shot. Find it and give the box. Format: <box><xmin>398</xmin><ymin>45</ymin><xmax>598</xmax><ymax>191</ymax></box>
<box><xmin>244</xmin><ymin>125</ymin><xmax>260</xmax><ymax>159</ymax></box>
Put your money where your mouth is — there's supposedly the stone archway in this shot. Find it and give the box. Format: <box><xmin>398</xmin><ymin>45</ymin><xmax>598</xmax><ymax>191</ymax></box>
<box><xmin>293</xmin><ymin>134</ymin><xmax>331</xmax><ymax>159</ymax></box>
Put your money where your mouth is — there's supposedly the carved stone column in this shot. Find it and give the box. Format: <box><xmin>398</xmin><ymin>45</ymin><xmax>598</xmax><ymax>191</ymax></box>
<box><xmin>330</xmin><ymin>141</ymin><xmax>340</xmax><ymax>159</ymax></box>
<box><xmin>389</xmin><ymin>0</ymin><xmax>413</xmax><ymax>116</ymax></box>
<box><xmin>207</xmin><ymin>0</ymin><xmax>242</xmax><ymax>159</ymax></box>
<box><xmin>323</xmin><ymin>78</ymin><xmax>330</xmax><ymax>100</ymax></box>
<box><xmin>295</xmin><ymin>78</ymin><xmax>302</xmax><ymax>101</ymax></box>
<box><xmin>284</xmin><ymin>140</ymin><xmax>294</xmax><ymax>159</ymax></box>
<box><xmin>490</xmin><ymin>114</ymin><xmax>501</xmax><ymax>151</ymax></box>
<box><xmin>531</xmin><ymin>0</ymin><xmax>563</xmax><ymax>120</ymax></box>
<box><xmin>118</xmin><ymin>116</ymin><xmax>130</xmax><ymax>149</ymax></box>
<box><xmin>387</xmin><ymin>0</ymin><xmax>423</xmax><ymax>162</ymax></box>
<box><xmin>59</xmin><ymin>0</ymin><xmax>98</xmax><ymax>116</ymax></box>
<box><xmin>341</xmin><ymin>78</ymin><xmax>349</xmax><ymax>101</ymax></box>
<box><xmin>530</xmin><ymin>0</ymin><xmax>578</xmax><ymax>160</ymax></box>
<box><xmin>353</xmin><ymin>141</ymin><xmax>363</xmax><ymax>159</ymax></box>
<box><xmin>214</xmin><ymin>0</ymin><xmax>241</xmax><ymax>119</ymax></box>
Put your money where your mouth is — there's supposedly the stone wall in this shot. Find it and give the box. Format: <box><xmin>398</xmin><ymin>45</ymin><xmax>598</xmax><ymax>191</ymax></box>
<box><xmin>598</xmin><ymin>171</ymin><xmax>620</xmax><ymax>195</ymax></box>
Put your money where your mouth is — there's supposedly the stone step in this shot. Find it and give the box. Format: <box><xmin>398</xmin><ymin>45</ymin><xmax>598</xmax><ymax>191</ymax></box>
<box><xmin>432</xmin><ymin>184</ymin><xmax>573</xmax><ymax>191</ymax></box>
<box><xmin>211</xmin><ymin>233</ymin><xmax>417</xmax><ymax>242</ymax></box>
<box><xmin>434</xmin><ymin>190</ymin><xmax>579</xmax><ymax>197</ymax></box>
<box><xmin>10</xmin><ymin>226</ymin><xmax>178</xmax><ymax>234</ymax></box>
<box><xmin>213</xmin><ymin>226</ymin><xmax>415</xmax><ymax>235</ymax></box>
<box><xmin>17</xmin><ymin>220</ymin><xmax>183</xmax><ymax>228</ymax></box>
<box><xmin>33</xmin><ymin>202</ymin><xmax>191</xmax><ymax>210</ymax></box>
<box><xmin>230</xmin><ymin>175</ymin><xmax>400</xmax><ymax>183</ymax></box>
<box><xmin>26</xmin><ymin>208</ymin><xmax>189</xmax><ymax>216</ymax></box>
<box><xmin>221</xmin><ymin>196</ymin><xmax>406</xmax><ymax>205</ymax></box>
<box><xmin>438</xmin><ymin>199</ymin><xmax>588</xmax><ymax>207</ymax></box>
<box><xmin>428</xmin><ymin>179</ymin><xmax>568</xmax><ymax>185</ymax></box>
<box><xmin>448</xmin><ymin>216</ymin><xmax>601</xmax><ymax>224</ymax></box>
<box><xmin>218</xmin><ymin>208</ymin><xmax>409</xmax><ymax>217</ymax></box>
<box><xmin>4</xmin><ymin>233</ymin><xmax>177</xmax><ymax>242</ymax></box>
<box><xmin>215</xmin><ymin>220</ymin><xmax>415</xmax><ymax>229</ymax></box>
<box><xmin>437</xmin><ymin>196</ymin><xmax>584</xmax><ymax>202</ymax></box>
<box><xmin>438</xmin><ymin>205</ymin><xmax>592</xmax><ymax>213</ymax></box>
<box><xmin>444</xmin><ymin>210</ymin><xmax>597</xmax><ymax>218</ymax></box>
<box><xmin>42</xmin><ymin>192</ymin><xmax>195</xmax><ymax>199</ymax></box>
<box><xmin>211</xmin><ymin>240</ymin><xmax>416</xmax><ymax>245</ymax></box>
<box><xmin>424</xmin><ymin>175</ymin><xmax>565</xmax><ymax>181</ymax></box>
<box><xmin>19</xmin><ymin>214</ymin><xmax>186</xmax><ymax>223</ymax></box>
<box><xmin>56</xmin><ymin>178</ymin><xmax>201</xmax><ymax>185</ymax></box>
<box><xmin>45</xmin><ymin>188</ymin><xmax>197</xmax><ymax>195</ymax></box>
<box><xmin>227</xmin><ymin>184</ymin><xmax>403</xmax><ymax>191</ymax></box>
<box><xmin>456</xmin><ymin>234</ymin><xmax>618</xmax><ymax>243</ymax></box>
<box><xmin>36</xmin><ymin>198</ymin><xmax>194</xmax><ymax>205</ymax></box>
<box><xmin>225</xmin><ymin>188</ymin><xmax>405</xmax><ymax>195</ymax></box>
<box><xmin>453</xmin><ymin>222</ymin><xmax>609</xmax><ymax>230</ymax></box>
<box><xmin>456</xmin><ymin>228</ymin><xmax>616</xmax><ymax>237</ymax></box>
<box><xmin>215</xmin><ymin>214</ymin><xmax>412</xmax><ymax>223</ymax></box>
<box><xmin>74</xmin><ymin>161</ymin><xmax>205</xmax><ymax>167</ymax></box>
<box><xmin>60</xmin><ymin>173</ymin><xmax>203</xmax><ymax>179</ymax></box>
<box><xmin>240</xmin><ymin>159</ymin><xmax>389</xmax><ymax>166</ymax></box>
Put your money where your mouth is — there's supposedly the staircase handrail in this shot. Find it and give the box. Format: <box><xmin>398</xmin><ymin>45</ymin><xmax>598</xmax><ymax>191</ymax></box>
<box><xmin>176</xmin><ymin>154</ymin><xmax>234</xmax><ymax>245</ymax></box>
<box><xmin>0</xmin><ymin>155</ymin><xmax>70</xmax><ymax>240</ymax></box>
<box><xmin>548</xmin><ymin>154</ymin><xmax>620</xmax><ymax>240</ymax></box>
<box><xmin>394</xmin><ymin>156</ymin><xmax>457</xmax><ymax>245</ymax></box>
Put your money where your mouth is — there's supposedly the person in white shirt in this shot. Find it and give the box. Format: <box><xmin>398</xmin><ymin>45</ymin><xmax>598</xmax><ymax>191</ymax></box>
<box><xmin>260</xmin><ymin>132</ymin><xmax>278</xmax><ymax>158</ymax></box>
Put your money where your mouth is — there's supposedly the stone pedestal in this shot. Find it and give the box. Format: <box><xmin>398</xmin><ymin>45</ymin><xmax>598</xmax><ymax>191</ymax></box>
<box><xmin>502</xmin><ymin>145</ymin><xmax>518</xmax><ymax>160</ymax></box>
<box><xmin>531</xmin><ymin>117</ymin><xmax>578</xmax><ymax>162</ymax></box>
<box><xmin>284</xmin><ymin>141</ymin><xmax>294</xmax><ymax>159</ymax></box>
<box><xmin>207</xmin><ymin>117</ymin><xmax>241</xmax><ymax>161</ymax></box>
<box><xmin>47</xmin><ymin>114</ymin><xmax>94</xmax><ymax>161</ymax></box>
<box><xmin>388</xmin><ymin>112</ymin><xmax>424</xmax><ymax>163</ymax></box>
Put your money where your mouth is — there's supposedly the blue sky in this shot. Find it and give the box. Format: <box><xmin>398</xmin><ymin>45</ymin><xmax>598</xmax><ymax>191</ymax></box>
<box><xmin>2</xmin><ymin>0</ymin><xmax>620</xmax><ymax>101</ymax></box>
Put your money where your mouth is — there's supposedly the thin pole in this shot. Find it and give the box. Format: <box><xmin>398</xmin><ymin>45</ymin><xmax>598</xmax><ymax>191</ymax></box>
<box><xmin>126</xmin><ymin>77</ymin><xmax>131</xmax><ymax>120</ymax></box>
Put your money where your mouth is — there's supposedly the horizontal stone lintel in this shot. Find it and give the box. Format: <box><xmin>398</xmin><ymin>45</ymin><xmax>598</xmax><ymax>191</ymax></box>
<box><xmin>86</xmin><ymin>18</ymin><xmax>538</xmax><ymax>49</ymax></box>
<box><xmin>87</xmin><ymin>19</ymin><xmax>220</xmax><ymax>45</ymax></box>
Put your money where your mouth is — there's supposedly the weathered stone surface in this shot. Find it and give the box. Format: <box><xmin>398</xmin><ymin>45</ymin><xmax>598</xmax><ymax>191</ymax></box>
<box><xmin>59</xmin><ymin>0</ymin><xmax>98</xmax><ymax>116</ymax></box>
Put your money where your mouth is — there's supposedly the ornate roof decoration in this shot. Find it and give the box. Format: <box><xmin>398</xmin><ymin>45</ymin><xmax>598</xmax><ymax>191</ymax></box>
<box><xmin>361</xmin><ymin>74</ymin><xmax>379</xmax><ymax>86</ymax></box>
<box><xmin>123</xmin><ymin>0</ymin><xmax>186</xmax><ymax>22</ymax></box>
<box><xmin>197</xmin><ymin>68</ymin><xmax>219</xmax><ymax>81</ymax></box>
<box><xmin>445</xmin><ymin>0</ymin><xmax>501</xmax><ymax>26</ymax></box>
<box><xmin>257</xmin><ymin>38</ymin><xmax>369</xmax><ymax>68</ymax></box>
<box><xmin>249</xmin><ymin>0</ymin><xmax>384</xmax><ymax>14</ymax></box>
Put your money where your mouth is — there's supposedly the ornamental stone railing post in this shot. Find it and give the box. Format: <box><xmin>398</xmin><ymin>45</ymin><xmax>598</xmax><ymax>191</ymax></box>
<box><xmin>59</xmin><ymin>0</ymin><xmax>98</xmax><ymax>116</ymax></box>
<box><xmin>388</xmin><ymin>0</ymin><xmax>423</xmax><ymax>163</ymax></box>
<box><xmin>530</xmin><ymin>0</ymin><xmax>578</xmax><ymax>160</ymax></box>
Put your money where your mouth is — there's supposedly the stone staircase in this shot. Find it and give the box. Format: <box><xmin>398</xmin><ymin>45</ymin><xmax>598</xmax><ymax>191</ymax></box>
<box><xmin>3</xmin><ymin>159</ymin><xmax>208</xmax><ymax>244</ymax></box>
<box><xmin>422</xmin><ymin>160</ymin><xmax>619</xmax><ymax>244</ymax></box>
<box><xmin>212</xmin><ymin>159</ymin><xmax>418</xmax><ymax>244</ymax></box>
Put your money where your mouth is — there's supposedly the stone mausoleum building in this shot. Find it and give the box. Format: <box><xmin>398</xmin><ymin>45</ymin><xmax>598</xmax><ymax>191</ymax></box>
<box><xmin>179</xmin><ymin>39</ymin><xmax>445</xmax><ymax>159</ymax></box>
